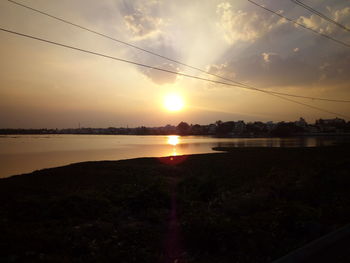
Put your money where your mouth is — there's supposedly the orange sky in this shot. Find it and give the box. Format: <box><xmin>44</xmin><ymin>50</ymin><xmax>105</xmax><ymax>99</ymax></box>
<box><xmin>0</xmin><ymin>0</ymin><xmax>349</xmax><ymax>128</ymax></box>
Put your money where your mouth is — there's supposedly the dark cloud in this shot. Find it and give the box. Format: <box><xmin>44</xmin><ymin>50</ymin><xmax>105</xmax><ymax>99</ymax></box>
<box><xmin>209</xmin><ymin>49</ymin><xmax>350</xmax><ymax>88</ymax></box>
<box><xmin>318</xmin><ymin>52</ymin><xmax>350</xmax><ymax>84</ymax></box>
<box><xmin>209</xmin><ymin>53</ymin><xmax>313</xmax><ymax>87</ymax></box>
<box><xmin>210</xmin><ymin>0</ymin><xmax>350</xmax><ymax>89</ymax></box>
<box><xmin>296</xmin><ymin>6</ymin><xmax>350</xmax><ymax>38</ymax></box>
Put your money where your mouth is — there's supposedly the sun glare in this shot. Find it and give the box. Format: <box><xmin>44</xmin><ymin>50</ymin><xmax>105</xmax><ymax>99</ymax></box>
<box><xmin>164</xmin><ymin>94</ymin><xmax>184</xmax><ymax>112</ymax></box>
<box><xmin>167</xmin><ymin>135</ymin><xmax>179</xmax><ymax>146</ymax></box>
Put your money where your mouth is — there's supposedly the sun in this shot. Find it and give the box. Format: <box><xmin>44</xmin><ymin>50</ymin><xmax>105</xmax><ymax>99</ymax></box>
<box><xmin>164</xmin><ymin>93</ymin><xmax>184</xmax><ymax>112</ymax></box>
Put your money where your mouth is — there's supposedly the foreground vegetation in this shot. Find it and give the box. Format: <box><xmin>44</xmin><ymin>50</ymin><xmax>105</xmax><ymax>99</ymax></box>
<box><xmin>0</xmin><ymin>159</ymin><xmax>172</xmax><ymax>262</ymax></box>
<box><xmin>0</xmin><ymin>146</ymin><xmax>349</xmax><ymax>262</ymax></box>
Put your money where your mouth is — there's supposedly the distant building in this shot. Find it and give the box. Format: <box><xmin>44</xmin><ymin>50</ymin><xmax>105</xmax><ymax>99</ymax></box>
<box><xmin>164</xmin><ymin>125</ymin><xmax>176</xmax><ymax>134</ymax></box>
<box><xmin>208</xmin><ymin>124</ymin><xmax>217</xmax><ymax>134</ymax></box>
<box><xmin>316</xmin><ymin>118</ymin><xmax>345</xmax><ymax>125</ymax></box>
<box><xmin>316</xmin><ymin>118</ymin><xmax>346</xmax><ymax>133</ymax></box>
<box><xmin>191</xmin><ymin>124</ymin><xmax>203</xmax><ymax>135</ymax></box>
<box><xmin>233</xmin><ymin>121</ymin><xmax>246</xmax><ymax>134</ymax></box>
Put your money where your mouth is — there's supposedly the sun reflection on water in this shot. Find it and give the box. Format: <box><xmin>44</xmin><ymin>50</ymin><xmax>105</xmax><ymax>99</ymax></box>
<box><xmin>167</xmin><ymin>135</ymin><xmax>180</xmax><ymax>156</ymax></box>
<box><xmin>167</xmin><ymin>135</ymin><xmax>179</xmax><ymax>146</ymax></box>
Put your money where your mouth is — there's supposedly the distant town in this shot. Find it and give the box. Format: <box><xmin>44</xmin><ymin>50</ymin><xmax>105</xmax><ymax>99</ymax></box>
<box><xmin>1</xmin><ymin>117</ymin><xmax>350</xmax><ymax>137</ymax></box>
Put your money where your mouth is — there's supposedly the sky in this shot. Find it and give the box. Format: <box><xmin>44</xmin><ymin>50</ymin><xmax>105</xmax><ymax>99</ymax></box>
<box><xmin>0</xmin><ymin>0</ymin><xmax>349</xmax><ymax>128</ymax></box>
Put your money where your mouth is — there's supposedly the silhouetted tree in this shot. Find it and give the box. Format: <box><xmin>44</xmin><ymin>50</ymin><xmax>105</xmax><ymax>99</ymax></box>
<box><xmin>177</xmin><ymin>122</ymin><xmax>190</xmax><ymax>135</ymax></box>
<box><xmin>271</xmin><ymin>122</ymin><xmax>305</xmax><ymax>137</ymax></box>
<box><xmin>216</xmin><ymin>121</ymin><xmax>235</xmax><ymax>136</ymax></box>
<box><xmin>215</xmin><ymin>120</ymin><xmax>223</xmax><ymax>126</ymax></box>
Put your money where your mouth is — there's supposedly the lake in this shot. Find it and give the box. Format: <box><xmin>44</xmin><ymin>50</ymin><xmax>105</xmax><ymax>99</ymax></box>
<box><xmin>0</xmin><ymin>135</ymin><xmax>347</xmax><ymax>178</ymax></box>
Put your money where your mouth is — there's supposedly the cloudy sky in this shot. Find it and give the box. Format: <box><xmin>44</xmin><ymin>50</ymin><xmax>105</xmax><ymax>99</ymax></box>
<box><xmin>0</xmin><ymin>0</ymin><xmax>349</xmax><ymax>128</ymax></box>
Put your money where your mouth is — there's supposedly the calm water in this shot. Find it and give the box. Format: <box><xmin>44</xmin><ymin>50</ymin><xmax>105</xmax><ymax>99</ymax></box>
<box><xmin>0</xmin><ymin>135</ymin><xmax>346</xmax><ymax>178</ymax></box>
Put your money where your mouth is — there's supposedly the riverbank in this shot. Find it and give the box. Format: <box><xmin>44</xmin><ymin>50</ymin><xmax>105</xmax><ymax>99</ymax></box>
<box><xmin>0</xmin><ymin>146</ymin><xmax>349</xmax><ymax>262</ymax></box>
<box><xmin>1</xmin><ymin>134</ymin><xmax>348</xmax><ymax>178</ymax></box>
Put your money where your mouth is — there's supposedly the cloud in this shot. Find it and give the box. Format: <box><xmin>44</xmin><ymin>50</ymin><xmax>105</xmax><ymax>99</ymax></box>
<box><xmin>262</xmin><ymin>52</ymin><xmax>278</xmax><ymax>63</ymax></box>
<box><xmin>139</xmin><ymin>62</ymin><xmax>179</xmax><ymax>85</ymax></box>
<box><xmin>296</xmin><ymin>6</ymin><xmax>350</xmax><ymax>35</ymax></box>
<box><xmin>207</xmin><ymin>63</ymin><xmax>236</xmax><ymax>79</ymax></box>
<box><xmin>207</xmin><ymin>47</ymin><xmax>350</xmax><ymax>89</ymax></box>
<box><xmin>207</xmin><ymin>52</ymin><xmax>318</xmax><ymax>87</ymax></box>
<box><xmin>216</xmin><ymin>2</ymin><xmax>287</xmax><ymax>44</ymax></box>
<box><xmin>122</xmin><ymin>32</ymin><xmax>181</xmax><ymax>85</ymax></box>
<box><xmin>121</xmin><ymin>0</ymin><xmax>165</xmax><ymax>40</ymax></box>
<box><xmin>124</xmin><ymin>13</ymin><xmax>163</xmax><ymax>39</ymax></box>
<box><xmin>318</xmin><ymin>52</ymin><xmax>350</xmax><ymax>84</ymax></box>
<box><xmin>209</xmin><ymin>0</ymin><xmax>350</xmax><ymax>90</ymax></box>
<box><xmin>117</xmin><ymin>0</ymin><xmax>183</xmax><ymax>84</ymax></box>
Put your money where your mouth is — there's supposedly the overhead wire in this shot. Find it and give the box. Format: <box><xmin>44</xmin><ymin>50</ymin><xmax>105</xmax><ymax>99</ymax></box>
<box><xmin>291</xmin><ymin>0</ymin><xmax>350</xmax><ymax>32</ymax></box>
<box><xmin>0</xmin><ymin>27</ymin><xmax>349</xmax><ymax>119</ymax></box>
<box><xmin>6</xmin><ymin>0</ymin><xmax>350</xmax><ymax>103</ymax></box>
<box><xmin>246</xmin><ymin>0</ymin><xmax>350</xmax><ymax>48</ymax></box>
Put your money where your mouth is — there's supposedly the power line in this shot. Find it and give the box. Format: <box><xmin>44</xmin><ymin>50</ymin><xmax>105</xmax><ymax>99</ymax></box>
<box><xmin>6</xmin><ymin>0</ymin><xmax>350</xmax><ymax>103</ymax></box>
<box><xmin>5</xmin><ymin>0</ymin><xmax>246</xmax><ymax>89</ymax></box>
<box><xmin>246</xmin><ymin>0</ymin><xmax>350</xmax><ymax>48</ymax></box>
<box><xmin>250</xmin><ymin>91</ymin><xmax>350</xmax><ymax>103</ymax></box>
<box><xmin>0</xmin><ymin>27</ymin><xmax>349</xmax><ymax>119</ymax></box>
<box><xmin>291</xmin><ymin>0</ymin><xmax>350</xmax><ymax>32</ymax></box>
<box><xmin>264</xmin><ymin>92</ymin><xmax>349</xmax><ymax>119</ymax></box>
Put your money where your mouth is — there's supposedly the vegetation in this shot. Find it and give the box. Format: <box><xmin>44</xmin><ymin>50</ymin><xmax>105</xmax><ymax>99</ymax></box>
<box><xmin>0</xmin><ymin>159</ymin><xmax>172</xmax><ymax>263</ymax></box>
<box><xmin>1</xmin><ymin>117</ymin><xmax>350</xmax><ymax>137</ymax></box>
<box><xmin>0</xmin><ymin>146</ymin><xmax>349</xmax><ymax>262</ymax></box>
<box><xmin>178</xmin><ymin>146</ymin><xmax>350</xmax><ymax>262</ymax></box>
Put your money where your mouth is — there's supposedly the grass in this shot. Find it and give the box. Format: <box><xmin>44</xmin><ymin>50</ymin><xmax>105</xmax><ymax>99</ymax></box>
<box><xmin>0</xmin><ymin>146</ymin><xmax>349</xmax><ymax>262</ymax></box>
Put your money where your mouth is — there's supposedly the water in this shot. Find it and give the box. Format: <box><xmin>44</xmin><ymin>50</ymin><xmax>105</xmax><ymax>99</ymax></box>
<box><xmin>0</xmin><ymin>135</ymin><xmax>346</xmax><ymax>178</ymax></box>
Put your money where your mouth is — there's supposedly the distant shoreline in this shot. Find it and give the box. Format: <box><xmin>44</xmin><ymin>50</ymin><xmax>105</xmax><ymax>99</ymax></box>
<box><xmin>1</xmin><ymin>117</ymin><xmax>349</xmax><ymax>137</ymax></box>
<box><xmin>1</xmin><ymin>133</ymin><xmax>350</xmax><ymax>138</ymax></box>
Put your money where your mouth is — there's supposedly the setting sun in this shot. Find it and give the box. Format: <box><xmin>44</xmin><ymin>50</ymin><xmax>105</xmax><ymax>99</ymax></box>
<box><xmin>164</xmin><ymin>94</ymin><xmax>184</xmax><ymax>112</ymax></box>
